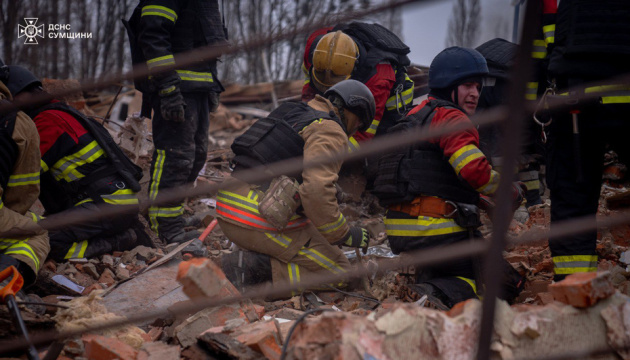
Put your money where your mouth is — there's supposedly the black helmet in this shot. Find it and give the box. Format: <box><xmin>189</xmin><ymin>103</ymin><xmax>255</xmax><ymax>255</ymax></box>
<box><xmin>5</xmin><ymin>65</ymin><xmax>42</xmax><ymax>96</ymax></box>
<box><xmin>324</xmin><ymin>79</ymin><xmax>375</xmax><ymax>132</ymax></box>
<box><xmin>428</xmin><ymin>47</ymin><xmax>489</xmax><ymax>90</ymax></box>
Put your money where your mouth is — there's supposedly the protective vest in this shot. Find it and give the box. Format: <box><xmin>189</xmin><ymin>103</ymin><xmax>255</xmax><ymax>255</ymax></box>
<box><xmin>308</xmin><ymin>23</ymin><xmax>415</xmax><ymax>121</ymax></box>
<box><xmin>231</xmin><ymin>101</ymin><xmax>343</xmax><ymax>182</ymax></box>
<box><xmin>548</xmin><ymin>0</ymin><xmax>630</xmax><ymax>80</ymax></box>
<box><xmin>123</xmin><ymin>0</ymin><xmax>226</xmax><ymax>94</ymax></box>
<box><xmin>373</xmin><ymin>99</ymin><xmax>480</xmax><ymax>206</ymax></box>
<box><xmin>29</xmin><ymin>102</ymin><xmax>142</xmax><ymax>209</ymax></box>
<box><xmin>0</xmin><ymin>100</ymin><xmax>18</xmax><ymax>192</ymax></box>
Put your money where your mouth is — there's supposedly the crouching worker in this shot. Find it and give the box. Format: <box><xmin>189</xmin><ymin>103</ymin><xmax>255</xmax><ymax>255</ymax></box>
<box><xmin>373</xmin><ymin>47</ymin><xmax>525</xmax><ymax>309</ymax></box>
<box><xmin>3</xmin><ymin>66</ymin><xmax>153</xmax><ymax>262</ymax></box>
<box><xmin>217</xmin><ymin>80</ymin><xmax>376</xmax><ymax>296</ymax></box>
<box><xmin>0</xmin><ymin>62</ymin><xmax>49</xmax><ymax>288</ymax></box>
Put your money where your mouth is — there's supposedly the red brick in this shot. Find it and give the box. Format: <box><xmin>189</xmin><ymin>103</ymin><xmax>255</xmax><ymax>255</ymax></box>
<box><xmin>148</xmin><ymin>327</ymin><xmax>163</xmax><ymax>341</ymax></box>
<box><xmin>548</xmin><ymin>272</ymin><xmax>615</xmax><ymax>308</ymax></box>
<box><xmin>44</xmin><ymin>259</ymin><xmax>57</xmax><ymax>272</ymax></box>
<box><xmin>257</xmin><ymin>335</ymin><xmax>282</xmax><ymax>360</ymax></box>
<box><xmin>533</xmin><ymin>258</ymin><xmax>554</xmax><ymax>274</ymax></box>
<box><xmin>83</xmin><ymin>334</ymin><xmax>137</xmax><ymax>360</ymax></box>
<box><xmin>75</xmin><ymin>263</ymin><xmax>84</xmax><ymax>272</ymax></box>
<box><xmin>253</xmin><ymin>304</ymin><xmax>265</xmax><ymax>318</ymax></box>
<box><xmin>233</xmin><ymin>319</ymin><xmax>281</xmax><ymax>350</ymax></box>
<box><xmin>98</xmin><ymin>268</ymin><xmax>116</xmax><ymax>287</ymax></box>
<box><xmin>446</xmin><ymin>299</ymin><xmax>476</xmax><ymax>318</ymax></box>
<box><xmin>177</xmin><ymin>258</ymin><xmax>237</xmax><ymax>299</ymax></box>
<box><xmin>82</xmin><ymin>283</ymin><xmax>103</xmax><ymax>295</ymax></box>
<box><xmin>504</xmin><ymin>253</ymin><xmax>529</xmax><ymax>265</ymax></box>
<box><xmin>611</xmin><ymin>225</ymin><xmax>630</xmax><ymax>247</ymax></box>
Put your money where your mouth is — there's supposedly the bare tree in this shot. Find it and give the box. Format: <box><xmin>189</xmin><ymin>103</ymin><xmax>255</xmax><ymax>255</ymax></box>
<box><xmin>446</xmin><ymin>0</ymin><xmax>481</xmax><ymax>47</ymax></box>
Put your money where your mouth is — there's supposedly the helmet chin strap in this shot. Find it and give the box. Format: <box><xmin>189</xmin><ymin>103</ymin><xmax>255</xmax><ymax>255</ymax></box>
<box><xmin>451</xmin><ymin>87</ymin><xmax>459</xmax><ymax>107</ymax></box>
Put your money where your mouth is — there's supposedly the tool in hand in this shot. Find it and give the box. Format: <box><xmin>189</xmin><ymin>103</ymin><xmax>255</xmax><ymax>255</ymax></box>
<box><xmin>0</xmin><ymin>266</ymin><xmax>41</xmax><ymax>360</ymax></box>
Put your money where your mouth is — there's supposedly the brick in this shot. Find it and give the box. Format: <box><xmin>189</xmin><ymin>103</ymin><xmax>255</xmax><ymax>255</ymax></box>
<box><xmin>82</xmin><ymin>283</ymin><xmax>103</xmax><ymax>296</ymax></box>
<box><xmin>136</xmin><ymin>341</ymin><xmax>180</xmax><ymax>360</ymax></box>
<box><xmin>83</xmin><ymin>334</ymin><xmax>138</xmax><ymax>360</ymax></box>
<box><xmin>98</xmin><ymin>268</ymin><xmax>116</xmax><ymax>287</ymax></box>
<box><xmin>44</xmin><ymin>259</ymin><xmax>57</xmax><ymax>272</ymax></box>
<box><xmin>232</xmin><ymin>319</ymin><xmax>282</xmax><ymax>354</ymax></box>
<box><xmin>548</xmin><ymin>271</ymin><xmax>615</xmax><ymax>308</ymax></box>
<box><xmin>253</xmin><ymin>304</ymin><xmax>265</xmax><ymax>318</ymax></box>
<box><xmin>534</xmin><ymin>292</ymin><xmax>554</xmax><ymax>305</ymax></box>
<box><xmin>177</xmin><ymin>258</ymin><xmax>238</xmax><ymax>299</ymax></box>
<box><xmin>175</xmin><ymin>304</ymin><xmax>249</xmax><ymax>347</ymax></box>
<box><xmin>504</xmin><ymin>253</ymin><xmax>529</xmax><ymax>265</ymax></box>
<box><xmin>148</xmin><ymin>327</ymin><xmax>163</xmax><ymax>341</ymax></box>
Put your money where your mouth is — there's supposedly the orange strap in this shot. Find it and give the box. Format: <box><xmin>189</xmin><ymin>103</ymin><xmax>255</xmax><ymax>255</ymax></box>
<box><xmin>389</xmin><ymin>196</ymin><xmax>457</xmax><ymax>218</ymax></box>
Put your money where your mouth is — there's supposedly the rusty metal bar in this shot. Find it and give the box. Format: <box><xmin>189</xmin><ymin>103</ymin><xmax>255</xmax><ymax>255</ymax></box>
<box><xmin>476</xmin><ymin>0</ymin><xmax>541</xmax><ymax>358</ymax></box>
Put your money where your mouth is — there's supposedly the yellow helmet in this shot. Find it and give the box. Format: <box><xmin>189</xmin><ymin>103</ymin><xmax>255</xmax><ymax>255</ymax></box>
<box><xmin>312</xmin><ymin>31</ymin><xmax>359</xmax><ymax>93</ymax></box>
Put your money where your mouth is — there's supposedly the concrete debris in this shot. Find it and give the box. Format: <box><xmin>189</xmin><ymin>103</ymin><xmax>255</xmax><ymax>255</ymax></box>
<box><xmin>174</xmin><ymin>304</ymin><xmax>251</xmax><ymax>347</ymax></box>
<box><xmin>82</xmin><ymin>334</ymin><xmax>138</xmax><ymax>360</ymax></box>
<box><xmin>198</xmin><ymin>332</ymin><xmax>265</xmax><ymax>360</ymax></box>
<box><xmin>136</xmin><ymin>341</ymin><xmax>181</xmax><ymax>360</ymax></box>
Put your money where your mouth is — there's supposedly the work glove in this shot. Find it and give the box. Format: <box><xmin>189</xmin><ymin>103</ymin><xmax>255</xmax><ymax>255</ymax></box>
<box><xmin>478</xmin><ymin>195</ymin><xmax>496</xmax><ymax>219</ymax></box>
<box><xmin>340</xmin><ymin>227</ymin><xmax>370</xmax><ymax>254</ymax></box>
<box><xmin>208</xmin><ymin>91</ymin><xmax>220</xmax><ymax>113</ymax></box>
<box><xmin>158</xmin><ymin>75</ymin><xmax>186</xmax><ymax>123</ymax></box>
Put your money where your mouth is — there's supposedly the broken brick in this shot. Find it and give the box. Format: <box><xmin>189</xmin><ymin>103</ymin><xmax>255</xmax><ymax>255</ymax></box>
<box><xmin>175</xmin><ymin>304</ymin><xmax>249</xmax><ymax>347</ymax></box>
<box><xmin>177</xmin><ymin>258</ymin><xmax>238</xmax><ymax>299</ymax></box>
<box><xmin>98</xmin><ymin>268</ymin><xmax>116</xmax><ymax>287</ymax></box>
<box><xmin>535</xmin><ymin>292</ymin><xmax>555</xmax><ymax>305</ymax></box>
<box><xmin>232</xmin><ymin>319</ymin><xmax>282</xmax><ymax>356</ymax></box>
<box><xmin>82</xmin><ymin>283</ymin><xmax>103</xmax><ymax>296</ymax></box>
<box><xmin>253</xmin><ymin>304</ymin><xmax>265</xmax><ymax>318</ymax></box>
<box><xmin>43</xmin><ymin>259</ymin><xmax>57</xmax><ymax>272</ymax></box>
<box><xmin>549</xmin><ymin>271</ymin><xmax>615</xmax><ymax>308</ymax></box>
<box><xmin>148</xmin><ymin>327</ymin><xmax>163</xmax><ymax>342</ymax></box>
<box><xmin>83</xmin><ymin>334</ymin><xmax>138</xmax><ymax>360</ymax></box>
<box><xmin>136</xmin><ymin>341</ymin><xmax>180</xmax><ymax>360</ymax></box>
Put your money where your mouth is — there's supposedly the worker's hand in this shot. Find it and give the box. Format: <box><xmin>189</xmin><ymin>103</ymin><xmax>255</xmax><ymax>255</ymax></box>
<box><xmin>158</xmin><ymin>76</ymin><xmax>186</xmax><ymax>123</ymax></box>
<box><xmin>0</xmin><ymin>254</ymin><xmax>35</xmax><ymax>288</ymax></box>
<box><xmin>208</xmin><ymin>91</ymin><xmax>220</xmax><ymax>113</ymax></box>
<box><xmin>342</xmin><ymin>227</ymin><xmax>370</xmax><ymax>254</ymax></box>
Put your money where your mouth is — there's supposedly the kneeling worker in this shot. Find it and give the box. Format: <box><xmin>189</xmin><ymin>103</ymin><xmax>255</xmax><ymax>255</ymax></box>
<box><xmin>3</xmin><ymin>65</ymin><xmax>153</xmax><ymax>262</ymax></box>
<box><xmin>218</xmin><ymin>80</ymin><xmax>375</xmax><ymax>295</ymax></box>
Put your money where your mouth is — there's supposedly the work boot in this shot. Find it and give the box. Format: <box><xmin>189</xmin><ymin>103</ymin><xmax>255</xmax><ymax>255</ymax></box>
<box><xmin>406</xmin><ymin>283</ymin><xmax>451</xmax><ymax>311</ymax></box>
<box><xmin>111</xmin><ymin>229</ymin><xmax>139</xmax><ymax>252</ymax></box>
<box><xmin>131</xmin><ymin>225</ymin><xmax>155</xmax><ymax>249</ymax></box>
<box><xmin>221</xmin><ymin>249</ymin><xmax>272</xmax><ymax>293</ymax></box>
<box><xmin>183</xmin><ymin>214</ymin><xmax>203</xmax><ymax>229</ymax></box>
<box><xmin>182</xmin><ymin>238</ymin><xmax>208</xmax><ymax>258</ymax></box>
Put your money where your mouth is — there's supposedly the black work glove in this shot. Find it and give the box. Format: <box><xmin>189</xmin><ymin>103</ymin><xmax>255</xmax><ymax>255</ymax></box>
<box><xmin>158</xmin><ymin>75</ymin><xmax>186</xmax><ymax>123</ymax></box>
<box><xmin>340</xmin><ymin>227</ymin><xmax>370</xmax><ymax>254</ymax></box>
<box><xmin>0</xmin><ymin>254</ymin><xmax>35</xmax><ymax>288</ymax></box>
<box><xmin>208</xmin><ymin>91</ymin><xmax>220</xmax><ymax>113</ymax></box>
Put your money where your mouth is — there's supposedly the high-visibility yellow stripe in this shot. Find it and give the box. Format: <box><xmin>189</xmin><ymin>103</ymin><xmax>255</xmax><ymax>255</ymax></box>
<box><xmin>585</xmin><ymin>85</ymin><xmax>630</xmax><ymax>93</ymax></box>
<box><xmin>384</xmin><ymin>216</ymin><xmax>466</xmax><ymax>237</ymax></box>
<box><xmin>141</xmin><ymin>5</ymin><xmax>178</xmax><ymax>22</ymax></box>
<box><xmin>531</xmin><ymin>39</ymin><xmax>547</xmax><ymax>59</ymax></box>
<box><xmin>298</xmin><ymin>247</ymin><xmax>346</xmax><ymax>274</ymax></box>
<box><xmin>148</xmin><ymin>206</ymin><xmax>184</xmax><ymax>218</ymax></box>
<box><xmin>348</xmin><ymin>136</ymin><xmax>360</xmax><ymax>153</ymax></box>
<box><xmin>449</xmin><ymin>145</ymin><xmax>484</xmax><ymax>175</ymax></box>
<box><xmin>64</xmin><ymin>240</ymin><xmax>88</xmax><ymax>260</ymax></box>
<box><xmin>553</xmin><ymin>255</ymin><xmax>598</xmax><ymax>263</ymax></box>
<box><xmin>147</xmin><ymin>55</ymin><xmax>175</xmax><ymax>70</ymax></box>
<box><xmin>7</xmin><ymin>172</ymin><xmax>40</xmax><ymax>187</ymax></box>
<box><xmin>149</xmin><ymin>149</ymin><xmax>166</xmax><ymax>234</ymax></box>
<box><xmin>365</xmin><ymin>119</ymin><xmax>380</xmax><ymax>135</ymax></box>
<box><xmin>552</xmin><ymin>255</ymin><xmax>598</xmax><ymax>275</ymax></box>
<box><xmin>316</xmin><ymin>213</ymin><xmax>347</xmax><ymax>234</ymax></box>
<box><xmin>217</xmin><ymin>190</ymin><xmax>260</xmax><ymax>214</ymax></box>
<box><xmin>51</xmin><ymin>140</ymin><xmax>104</xmax><ymax>182</ymax></box>
<box><xmin>265</xmin><ymin>233</ymin><xmax>292</xmax><ymax>248</ymax></box>
<box><xmin>601</xmin><ymin>96</ymin><xmax>630</xmax><ymax>104</ymax></box>
<box><xmin>456</xmin><ymin>276</ymin><xmax>478</xmax><ymax>296</ymax></box>
<box><xmin>76</xmin><ymin>189</ymin><xmax>139</xmax><ymax>206</ymax></box>
<box><xmin>6</xmin><ymin>243</ymin><xmax>40</xmax><ymax>271</ymax></box>
<box><xmin>543</xmin><ymin>24</ymin><xmax>555</xmax><ymax>45</ymax></box>
<box><xmin>40</xmin><ymin>160</ymin><xmax>49</xmax><ymax>172</ymax></box>
<box><xmin>476</xmin><ymin>169</ymin><xmax>500</xmax><ymax>195</ymax></box>
<box><xmin>176</xmin><ymin>70</ymin><xmax>214</xmax><ymax>83</ymax></box>
<box><xmin>525</xmin><ymin>82</ymin><xmax>538</xmax><ymax>101</ymax></box>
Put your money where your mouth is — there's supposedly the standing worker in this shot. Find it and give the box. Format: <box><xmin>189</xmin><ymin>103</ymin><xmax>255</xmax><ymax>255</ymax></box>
<box><xmin>3</xmin><ymin>65</ymin><xmax>153</xmax><ymax>262</ymax></box>
<box><xmin>218</xmin><ymin>80</ymin><xmax>375</xmax><ymax>295</ymax></box>
<box><xmin>373</xmin><ymin>47</ymin><xmax>524</xmax><ymax>309</ymax></box>
<box><xmin>0</xmin><ymin>61</ymin><xmax>49</xmax><ymax>287</ymax></box>
<box><xmin>126</xmin><ymin>0</ymin><xmax>226</xmax><ymax>251</ymax></box>
<box><xmin>301</xmin><ymin>22</ymin><xmax>414</xmax><ymax>151</ymax></box>
<box><xmin>543</xmin><ymin>0</ymin><xmax>630</xmax><ymax>281</ymax></box>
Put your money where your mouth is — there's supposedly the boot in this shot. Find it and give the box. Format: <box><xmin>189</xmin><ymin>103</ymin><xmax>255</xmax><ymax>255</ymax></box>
<box><xmin>406</xmin><ymin>283</ymin><xmax>451</xmax><ymax>311</ymax></box>
<box><xmin>221</xmin><ymin>249</ymin><xmax>272</xmax><ymax>293</ymax></box>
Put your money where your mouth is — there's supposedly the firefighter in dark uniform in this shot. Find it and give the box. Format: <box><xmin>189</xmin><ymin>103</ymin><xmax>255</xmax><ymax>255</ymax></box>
<box><xmin>126</xmin><ymin>0</ymin><xmax>225</xmax><ymax>248</ymax></box>
<box><xmin>475</xmin><ymin>38</ymin><xmax>543</xmax><ymax>207</ymax></box>
<box><xmin>4</xmin><ymin>65</ymin><xmax>153</xmax><ymax>262</ymax></box>
<box><xmin>301</xmin><ymin>22</ymin><xmax>415</xmax><ymax>152</ymax></box>
<box><xmin>543</xmin><ymin>0</ymin><xmax>630</xmax><ymax>280</ymax></box>
<box><xmin>217</xmin><ymin>80</ymin><xmax>375</xmax><ymax>295</ymax></box>
<box><xmin>373</xmin><ymin>47</ymin><xmax>524</xmax><ymax>309</ymax></box>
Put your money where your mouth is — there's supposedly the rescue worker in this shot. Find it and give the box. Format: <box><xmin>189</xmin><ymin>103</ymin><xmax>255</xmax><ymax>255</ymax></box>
<box><xmin>3</xmin><ymin>65</ymin><xmax>152</xmax><ymax>262</ymax></box>
<box><xmin>217</xmin><ymin>80</ymin><xmax>376</xmax><ymax>295</ymax></box>
<box><xmin>0</xmin><ymin>61</ymin><xmax>49</xmax><ymax>287</ymax></box>
<box><xmin>475</xmin><ymin>38</ymin><xmax>544</xmax><ymax>207</ymax></box>
<box><xmin>542</xmin><ymin>0</ymin><xmax>630</xmax><ymax>281</ymax></box>
<box><xmin>125</xmin><ymin>0</ymin><xmax>225</xmax><ymax>249</ymax></box>
<box><xmin>301</xmin><ymin>22</ymin><xmax>414</xmax><ymax>152</ymax></box>
<box><xmin>373</xmin><ymin>47</ymin><xmax>524</xmax><ymax>309</ymax></box>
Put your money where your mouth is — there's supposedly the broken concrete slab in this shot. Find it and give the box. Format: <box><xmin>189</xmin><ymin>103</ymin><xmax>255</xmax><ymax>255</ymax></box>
<box><xmin>175</xmin><ymin>304</ymin><xmax>250</xmax><ymax>348</ymax></box>
<box><xmin>101</xmin><ymin>258</ymin><xmax>189</xmax><ymax>325</ymax></box>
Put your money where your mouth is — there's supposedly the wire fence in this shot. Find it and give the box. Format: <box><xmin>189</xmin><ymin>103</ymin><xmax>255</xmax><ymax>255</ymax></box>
<box><xmin>1</xmin><ymin>0</ymin><xmax>630</xmax><ymax>359</ymax></box>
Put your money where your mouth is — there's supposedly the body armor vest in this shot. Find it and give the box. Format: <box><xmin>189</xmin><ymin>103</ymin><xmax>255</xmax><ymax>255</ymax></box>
<box><xmin>231</xmin><ymin>101</ymin><xmax>343</xmax><ymax>182</ymax></box>
<box><xmin>373</xmin><ymin>99</ymin><xmax>480</xmax><ymax>206</ymax></box>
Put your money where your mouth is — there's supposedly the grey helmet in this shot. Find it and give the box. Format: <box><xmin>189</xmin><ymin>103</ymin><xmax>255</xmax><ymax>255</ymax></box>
<box><xmin>324</xmin><ymin>79</ymin><xmax>376</xmax><ymax>132</ymax></box>
<box><xmin>5</xmin><ymin>65</ymin><xmax>42</xmax><ymax>96</ymax></box>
